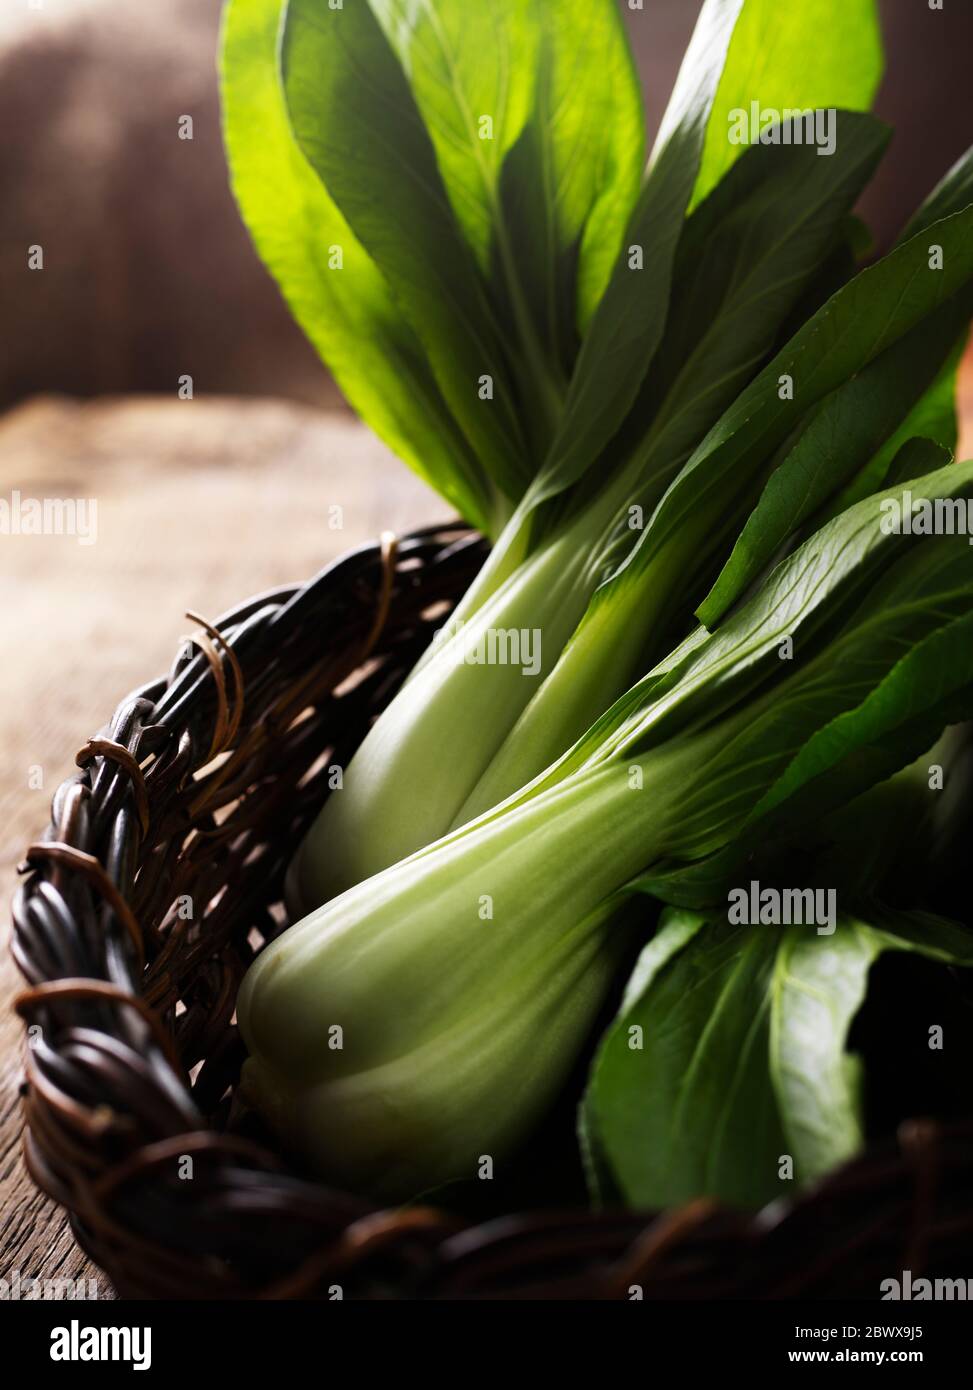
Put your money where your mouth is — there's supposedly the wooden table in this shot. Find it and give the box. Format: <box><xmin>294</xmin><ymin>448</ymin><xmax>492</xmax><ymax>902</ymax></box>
<box><xmin>3</xmin><ymin>360</ymin><xmax>972</xmax><ymax>1295</ymax></box>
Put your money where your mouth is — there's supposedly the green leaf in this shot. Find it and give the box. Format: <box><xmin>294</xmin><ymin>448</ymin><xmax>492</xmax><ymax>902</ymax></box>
<box><xmin>281</xmin><ymin>0</ymin><xmax>531</xmax><ymax>500</ymax></box>
<box><xmin>583</xmin><ymin>909</ymin><xmax>788</xmax><ymax>1208</ymax></box>
<box><xmin>527</xmin><ymin>0</ymin><xmax>747</xmax><ymax>508</ymax></box>
<box><xmin>821</xmin><ymin>140</ymin><xmax>973</xmax><ymax>515</ymax></box>
<box><xmin>363</xmin><ymin>0</ymin><xmax>560</xmax><ymax>443</ymax></box>
<box><xmin>901</xmin><ymin>145</ymin><xmax>973</xmax><ymax>242</ymax></box>
<box><xmin>692</xmin><ymin>0</ymin><xmax>882</xmax><ymax>210</ymax></box>
<box><xmin>584</xmin><ymin>905</ymin><xmax>973</xmax><ymax>1209</ymax></box>
<box><xmin>609</xmin><ymin>203</ymin><xmax>973</xmax><ymax>631</ymax></box>
<box><xmin>626</xmin><ymin>112</ymin><xmax>889</xmax><ymax>488</ymax></box>
<box><xmin>368</xmin><ymin>0</ymin><xmax>539</xmax><ymax>274</ymax></box>
<box><xmin>366</xmin><ymin>1</ymin><xmax>643</xmax><ymax>439</ymax></box>
<box><xmin>769</xmin><ymin>909</ymin><xmax>973</xmax><ymax>1181</ymax></box>
<box><xmin>220</xmin><ymin>0</ymin><xmax>497</xmax><ymax>532</ymax></box>
<box><xmin>371</xmin><ymin>1</ymin><xmax>642</xmax><ymax>338</ymax></box>
<box><xmin>495</xmin><ymin>1</ymin><xmax>645</xmax><ymax>346</ymax></box>
<box><xmin>731</xmin><ymin>605</ymin><xmax>973</xmax><ymax>852</ymax></box>
<box><xmin>826</xmin><ymin>340</ymin><xmax>965</xmax><ymax>518</ymax></box>
<box><xmin>614</xmin><ymin>454</ymin><xmax>973</xmax><ymax>757</ymax></box>
<box><xmin>632</xmin><ymin>464</ymin><xmax>973</xmax><ymax>906</ymax></box>
<box><xmin>698</xmin><ymin>291</ymin><xmax>973</xmax><ymax>627</ymax></box>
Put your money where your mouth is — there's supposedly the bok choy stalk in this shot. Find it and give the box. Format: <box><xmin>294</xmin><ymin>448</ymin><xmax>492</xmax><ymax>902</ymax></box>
<box><xmin>291</xmin><ymin>183</ymin><xmax>973</xmax><ymax>907</ymax></box>
<box><xmin>241</xmin><ymin>453</ymin><xmax>973</xmax><ymax>1196</ymax></box>
<box><xmin>223</xmin><ymin>0</ymin><xmax>894</xmax><ymax>909</ymax></box>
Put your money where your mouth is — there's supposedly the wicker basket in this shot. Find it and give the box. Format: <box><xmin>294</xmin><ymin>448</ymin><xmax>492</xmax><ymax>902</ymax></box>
<box><xmin>10</xmin><ymin>521</ymin><xmax>973</xmax><ymax>1299</ymax></box>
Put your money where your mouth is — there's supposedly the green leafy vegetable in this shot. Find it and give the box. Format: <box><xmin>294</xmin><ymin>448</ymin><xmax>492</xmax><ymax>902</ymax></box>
<box><xmin>282</xmin><ymin>0</ymin><xmax>533</xmax><ymax>487</ymax></box>
<box><xmin>692</xmin><ymin>0</ymin><xmax>882</xmax><ymax>209</ymax></box>
<box><xmin>529</xmin><ymin>0</ymin><xmax>747</xmax><ymax>506</ymax></box>
<box><xmin>295</xmin><ymin>111</ymin><xmax>900</xmax><ymax>899</ymax></box>
<box><xmin>250</xmin><ymin>459</ymin><xmax>973</xmax><ymax>1197</ymax></box>
<box><xmin>224</xmin><ymin>0</ymin><xmax>973</xmax><ymax>1214</ymax></box>
<box><xmin>697</xmin><ymin>294</ymin><xmax>972</xmax><ymax>627</ymax></box>
<box><xmin>455</xmin><ymin>199</ymin><xmax>973</xmax><ymax>824</ymax></box>
<box><xmin>583</xmin><ymin>906</ymin><xmax>973</xmax><ymax>1209</ymax></box>
<box><xmin>221</xmin><ymin>0</ymin><xmax>498</xmax><ymax>533</ymax></box>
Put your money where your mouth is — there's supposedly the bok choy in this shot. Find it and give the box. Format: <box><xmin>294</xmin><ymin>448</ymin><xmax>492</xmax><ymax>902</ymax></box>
<box><xmin>223</xmin><ymin>0</ymin><xmax>973</xmax><ymax>1209</ymax></box>
<box><xmin>290</xmin><ymin>180</ymin><xmax>973</xmax><ymax>906</ymax></box>
<box><xmin>226</xmin><ymin>0</ymin><xmax>973</xmax><ymax>910</ymax></box>
<box><xmin>239</xmin><ymin>456</ymin><xmax>973</xmax><ymax>1197</ymax></box>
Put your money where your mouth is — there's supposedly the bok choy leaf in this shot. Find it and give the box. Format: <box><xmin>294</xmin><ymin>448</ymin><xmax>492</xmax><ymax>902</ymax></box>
<box><xmin>221</xmin><ymin>0</ymin><xmax>499</xmax><ymax>533</ymax></box>
<box><xmin>582</xmin><ymin>905</ymin><xmax>973</xmax><ymax>1210</ymax></box>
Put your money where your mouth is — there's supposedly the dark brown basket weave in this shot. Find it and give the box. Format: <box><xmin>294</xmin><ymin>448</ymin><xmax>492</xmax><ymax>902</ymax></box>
<box><xmin>10</xmin><ymin>520</ymin><xmax>973</xmax><ymax>1299</ymax></box>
